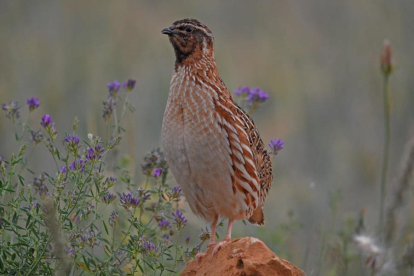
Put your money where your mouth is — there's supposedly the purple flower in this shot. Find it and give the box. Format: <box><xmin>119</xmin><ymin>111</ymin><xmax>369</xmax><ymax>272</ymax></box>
<box><xmin>84</xmin><ymin>203</ymin><xmax>95</xmax><ymax>215</ymax></box>
<box><xmin>120</xmin><ymin>192</ymin><xmax>140</xmax><ymax>211</ymax></box>
<box><xmin>142</xmin><ymin>240</ymin><xmax>157</xmax><ymax>254</ymax></box>
<box><xmin>27</xmin><ymin>97</ymin><xmax>40</xmax><ymax>112</ymax></box>
<box><xmin>40</xmin><ymin>114</ymin><xmax>57</xmax><ymax>139</ymax></box>
<box><xmin>163</xmin><ymin>234</ymin><xmax>172</xmax><ymax>244</ymax></box>
<box><xmin>69</xmin><ymin>159</ymin><xmax>87</xmax><ymax>172</ymax></box>
<box><xmin>80</xmin><ymin>233</ymin><xmax>88</xmax><ymax>242</ymax></box>
<box><xmin>40</xmin><ymin>114</ymin><xmax>53</xmax><ymax>128</ymax></box>
<box><xmin>158</xmin><ymin>219</ymin><xmax>171</xmax><ymax>231</ymax></box>
<box><xmin>247</xmin><ymin>88</ymin><xmax>269</xmax><ymax>104</ymax></box>
<box><xmin>234</xmin><ymin>86</ymin><xmax>269</xmax><ymax>113</ymax></box>
<box><xmin>2</xmin><ymin>101</ymin><xmax>20</xmax><ymax>122</ymax></box>
<box><xmin>172</xmin><ymin>209</ymin><xmax>187</xmax><ymax>230</ymax></box>
<box><xmin>122</xmin><ymin>79</ymin><xmax>136</xmax><ymax>91</ymax></box>
<box><xmin>186</xmin><ymin>236</ymin><xmax>190</xmax><ymax>244</ymax></box>
<box><xmin>153</xmin><ymin>168</ymin><xmax>162</xmax><ymax>178</ymax></box>
<box><xmin>107</xmin><ymin>81</ymin><xmax>120</xmax><ymax>97</ymax></box>
<box><xmin>168</xmin><ymin>186</ymin><xmax>182</xmax><ymax>201</ymax></box>
<box><xmin>32</xmin><ymin>173</ymin><xmax>49</xmax><ymax>198</ymax></box>
<box><xmin>137</xmin><ymin>188</ymin><xmax>151</xmax><ymax>202</ymax></box>
<box><xmin>59</xmin><ymin>166</ymin><xmax>67</xmax><ymax>174</ymax></box>
<box><xmin>234</xmin><ymin>86</ymin><xmax>251</xmax><ymax>96</ymax></box>
<box><xmin>30</xmin><ymin>129</ymin><xmax>44</xmax><ymax>145</ymax></box>
<box><xmin>64</xmin><ymin>134</ymin><xmax>80</xmax><ymax>155</ymax></box>
<box><xmin>268</xmin><ymin>139</ymin><xmax>284</xmax><ymax>156</ymax></box>
<box><xmin>85</xmin><ymin>143</ymin><xmax>105</xmax><ymax>162</ymax></box>
<box><xmin>32</xmin><ymin>200</ymin><xmax>40</xmax><ymax>208</ymax></box>
<box><xmin>102</xmin><ymin>97</ymin><xmax>116</xmax><ymax>123</ymax></box>
<box><xmin>29</xmin><ymin>200</ymin><xmax>40</xmax><ymax>212</ymax></box>
<box><xmin>102</xmin><ymin>176</ymin><xmax>117</xmax><ymax>189</ymax></box>
<box><xmin>108</xmin><ymin>135</ymin><xmax>122</xmax><ymax>149</ymax></box>
<box><xmin>66</xmin><ymin>247</ymin><xmax>75</xmax><ymax>257</ymax></box>
<box><xmin>79</xmin><ymin>229</ymin><xmax>97</xmax><ymax>248</ymax></box>
<box><xmin>101</xmin><ymin>192</ymin><xmax>117</xmax><ymax>204</ymax></box>
<box><xmin>108</xmin><ymin>211</ymin><xmax>119</xmax><ymax>227</ymax></box>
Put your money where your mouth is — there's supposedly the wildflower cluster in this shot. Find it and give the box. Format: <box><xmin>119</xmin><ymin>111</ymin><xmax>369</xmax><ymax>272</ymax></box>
<box><xmin>172</xmin><ymin>209</ymin><xmax>188</xmax><ymax>230</ymax></box>
<box><xmin>120</xmin><ymin>192</ymin><xmax>141</xmax><ymax>211</ymax></box>
<box><xmin>85</xmin><ymin>143</ymin><xmax>105</xmax><ymax>162</ymax></box>
<box><xmin>64</xmin><ymin>133</ymin><xmax>81</xmax><ymax>156</ymax></box>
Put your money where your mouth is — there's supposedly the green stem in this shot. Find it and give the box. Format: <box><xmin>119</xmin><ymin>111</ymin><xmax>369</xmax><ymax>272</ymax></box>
<box><xmin>111</xmin><ymin>94</ymin><xmax>130</xmax><ymax>139</ymax></box>
<box><xmin>379</xmin><ymin>74</ymin><xmax>391</xmax><ymax>237</ymax></box>
<box><xmin>111</xmin><ymin>222</ymin><xmax>116</xmax><ymax>251</ymax></box>
<box><xmin>19</xmin><ymin>115</ymin><xmax>30</xmax><ymax>142</ymax></box>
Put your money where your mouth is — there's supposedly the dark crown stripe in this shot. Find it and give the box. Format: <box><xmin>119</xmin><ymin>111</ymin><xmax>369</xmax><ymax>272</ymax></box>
<box><xmin>172</xmin><ymin>18</ymin><xmax>212</xmax><ymax>34</ymax></box>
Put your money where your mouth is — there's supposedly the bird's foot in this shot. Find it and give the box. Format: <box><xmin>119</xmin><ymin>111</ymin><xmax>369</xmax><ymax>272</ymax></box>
<box><xmin>212</xmin><ymin>239</ymin><xmax>230</xmax><ymax>255</ymax></box>
<box><xmin>195</xmin><ymin>242</ymin><xmax>216</xmax><ymax>263</ymax></box>
<box><xmin>195</xmin><ymin>252</ymin><xmax>206</xmax><ymax>263</ymax></box>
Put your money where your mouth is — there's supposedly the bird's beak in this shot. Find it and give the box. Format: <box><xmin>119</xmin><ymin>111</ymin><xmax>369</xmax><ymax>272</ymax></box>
<box><xmin>162</xmin><ymin>26</ymin><xmax>177</xmax><ymax>35</ymax></box>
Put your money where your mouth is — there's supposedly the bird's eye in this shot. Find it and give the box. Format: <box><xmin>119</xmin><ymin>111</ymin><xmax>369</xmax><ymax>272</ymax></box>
<box><xmin>185</xmin><ymin>27</ymin><xmax>193</xmax><ymax>33</ymax></box>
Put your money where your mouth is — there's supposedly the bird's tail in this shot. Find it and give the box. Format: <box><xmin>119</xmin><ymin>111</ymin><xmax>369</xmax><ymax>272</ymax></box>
<box><xmin>248</xmin><ymin>206</ymin><xmax>265</xmax><ymax>226</ymax></box>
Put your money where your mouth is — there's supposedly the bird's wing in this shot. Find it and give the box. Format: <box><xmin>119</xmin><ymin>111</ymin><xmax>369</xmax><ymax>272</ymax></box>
<box><xmin>215</xmin><ymin>95</ymin><xmax>273</xmax><ymax>215</ymax></box>
<box><xmin>232</xmin><ymin>102</ymin><xmax>273</xmax><ymax>204</ymax></box>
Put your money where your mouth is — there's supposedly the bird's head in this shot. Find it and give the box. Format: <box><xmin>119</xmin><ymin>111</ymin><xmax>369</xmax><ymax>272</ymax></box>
<box><xmin>162</xmin><ymin>19</ymin><xmax>214</xmax><ymax>64</ymax></box>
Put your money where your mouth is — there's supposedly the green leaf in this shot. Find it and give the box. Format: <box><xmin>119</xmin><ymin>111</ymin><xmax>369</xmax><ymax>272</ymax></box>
<box><xmin>10</xmin><ymin>242</ymin><xmax>29</xmax><ymax>247</ymax></box>
<box><xmin>18</xmin><ymin>175</ymin><xmax>25</xmax><ymax>186</ymax></box>
<box><xmin>82</xmin><ymin>255</ymin><xmax>90</xmax><ymax>270</ymax></box>
<box><xmin>103</xmin><ymin>221</ymin><xmax>109</xmax><ymax>235</ymax></box>
<box><xmin>25</xmin><ymin>215</ymin><xmax>31</xmax><ymax>229</ymax></box>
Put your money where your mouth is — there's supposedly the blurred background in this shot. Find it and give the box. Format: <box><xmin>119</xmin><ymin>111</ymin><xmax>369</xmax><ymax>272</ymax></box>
<box><xmin>1</xmin><ymin>1</ymin><xmax>413</xmax><ymax>274</ymax></box>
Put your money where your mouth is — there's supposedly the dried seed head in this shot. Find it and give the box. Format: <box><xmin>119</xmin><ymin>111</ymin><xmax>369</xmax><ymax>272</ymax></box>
<box><xmin>381</xmin><ymin>39</ymin><xmax>394</xmax><ymax>75</ymax></box>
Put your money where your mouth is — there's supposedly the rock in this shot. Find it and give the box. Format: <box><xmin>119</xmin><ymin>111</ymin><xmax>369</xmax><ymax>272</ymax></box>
<box><xmin>181</xmin><ymin>237</ymin><xmax>305</xmax><ymax>276</ymax></box>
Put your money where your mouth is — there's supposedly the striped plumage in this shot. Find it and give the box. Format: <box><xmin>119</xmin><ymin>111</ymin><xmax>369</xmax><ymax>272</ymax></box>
<box><xmin>161</xmin><ymin>19</ymin><xmax>273</xmax><ymax>254</ymax></box>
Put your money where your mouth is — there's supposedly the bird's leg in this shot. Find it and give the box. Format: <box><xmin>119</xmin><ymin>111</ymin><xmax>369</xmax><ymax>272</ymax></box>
<box><xmin>207</xmin><ymin>215</ymin><xmax>219</xmax><ymax>247</ymax></box>
<box><xmin>224</xmin><ymin>219</ymin><xmax>234</xmax><ymax>240</ymax></box>
<box><xmin>212</xmin><ymin>219</ymin><xmax>234</xmax><ymax>255</ymax></box>
<box><xmin>195</xmin><ymin>214</ymin><xmax>218</xmax><ymax>263</ymax></box>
